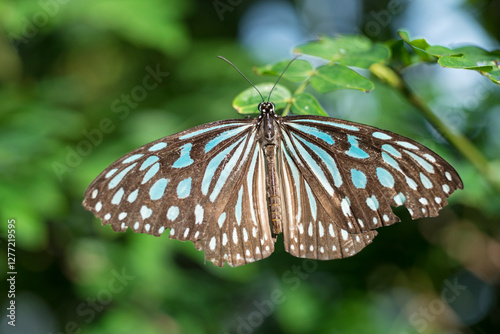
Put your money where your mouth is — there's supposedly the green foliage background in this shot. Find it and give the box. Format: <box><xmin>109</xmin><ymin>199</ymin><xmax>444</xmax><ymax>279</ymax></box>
<box><xmin>1</xmin><ymin>0</ymin><xmax>499</xmax><ymax>333</ymax></box>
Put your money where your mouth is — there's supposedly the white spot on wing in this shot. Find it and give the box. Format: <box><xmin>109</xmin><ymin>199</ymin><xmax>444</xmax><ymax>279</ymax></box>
<box><xmin>195</xmin><ymin>205</ymin><xmax>204</xmax><ymax>224</ymax></box>
<box><xmin>218</xmin><ymin>212</ymin><xmax>226</xmax><ymax>228</ymax></box>
<box><xmin>105</xmin><ymin>168</ymin><xmax>118</xmax><ymax>178</ymax></box>
<box><xmin>396</xmin><ymin>141</ymin><xmax>419</xmax><ymax>150</ymax></box>
<box><xmin>341</xmin><ymin>197</ymin><xmax>352</xmax><ymax>217</ymax></box>
<box><xmin>329</xmin><ymin>224</ymin><xmax>335</xmax><ymax>237</ymax></box>
<box><xmin>233</xmin><ymin>227</ymin><xmax>238</xmax><ymax>244</ymax></box>
<box><xmin>140</xmin><ymin>205</ymin><xmax>152</xmax><ymax>220</ymax></box>
<box><xmin>122</xmin><ymin>154</ymin><xmax>143</xmax><ymax>164</ymax></box>
<box><xmin>167</xmin><ymin>206</ymin><xmax>179</xmax><ymax>221</ymax></box>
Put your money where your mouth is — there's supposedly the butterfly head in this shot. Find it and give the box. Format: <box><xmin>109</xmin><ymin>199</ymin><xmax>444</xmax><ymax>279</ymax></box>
<box><xmin>258</xmin><ymin>102</ymin><xmax>275</xmax><ymax>115</ymax></box>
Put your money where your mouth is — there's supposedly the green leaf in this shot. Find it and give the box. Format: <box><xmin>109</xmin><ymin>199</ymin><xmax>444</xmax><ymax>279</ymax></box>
<box><xmin>291</xmin><ymin>93</ymin><xmax>328</xmax><ymax>116</ymax></box>
<box><xmin>438</xmin><ymin>55</ymin><xmax>493</xmax><ymax>71</ymax></box>
<box><xmin>295</xmin><ymin>35</ymin><xmax>390</xmax><ymax>68</ymax></box>
<box><xmin>485</xmin><ymin>68</ymin><xmax>500</xmax><ymax>85</ymax></box>
<box><xmin>437</xmin><ymin>46</ymin><xmax>499</xmax><ymax>70</ymax></box>
<box><xmin>425</xmin><ymin>45</ymin><xmax>455</xmax><ymax>57</ymax></box>
<box><xmin>310</xmin><ymin>64</ymin><xmax>374</xmax><ymax>93</ymax></box>
<box><xmin>387</xmin><ymin>40</ymin><xmax>415</xmax><ymax>68</ymax></box>
<box><xmin>399</xmin><ymin>31</ymin><xmax>500</xmax><ymax>85</ymax></box>
<box><xmin>397</xmin><ymin>30</ymin><xmax>435</xmax><ymax>63</ymax></box>
<box><xmin>232</xmin><ymin>83</ymin><xmax>291</xmax><ymax>114</ymax></box>
<box><xmin>254</xmin><ymin>59</ymin><xmax>313</xmax><ymax>82</ymax></box>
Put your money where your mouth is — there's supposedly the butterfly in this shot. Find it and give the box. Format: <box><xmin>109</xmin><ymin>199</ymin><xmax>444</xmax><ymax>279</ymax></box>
<box><xmin>83</xmin><ymin>57</ymin><xmax>463</xmax><ymax>267</ymax></box>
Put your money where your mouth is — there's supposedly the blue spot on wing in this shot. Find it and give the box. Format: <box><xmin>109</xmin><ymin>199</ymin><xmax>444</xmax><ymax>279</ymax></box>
<box><xmin>405</xmin><ymin>150</ymin><xmax>435</xmax><ymax>173</ymax></box>
<box><xmin>109</xmin><ymin>163</ymin><xmax>137</xmax><ymax>189</ymax></box>
<box><xmin>179</xmin><ymin>123</ymin><xmax>244</xmax><ymax>140</ymax></box>
<box><xmin>292</xmin><ymin>133</ymin><xmax>343</xmax><ymax>188</ymax></box>
<box><xmin>173</xmin><ymin>143</ymin><xmax>194</xmax><ymax>168</ymax></box>
<box><xmin>204</xmin><ymin>126</ymin><xmax>250</xmax><ymax>153</ymax></box>
<box><xmin>297</xmin><ymin>119</ymin><xmax>359</xmax><ymax>131</ymax></box>
<box><xmin>287</xmin><ymin>123</ymin><xmax>335</xmax><ymax>145</ymax></box>
<box><xmin>382</xmin><ymin>144</ymin><xmax>402</xmax><ymax>158</ymax></box>
<box><xmin>201</xmin><ymin>137</ymin><xmax>245</xmax><ymax>195</ymax></box>
<box><xmin>140</xmin><ymin>156</ymin><xmax>159</xmax><ymax>171</ymax></box>
<box><xmin>282</xmin><ymin>133</ymin><xmax>335</xmax><ymax>196</ymax></box>
<box><xmin>176</xmin><ymin>177</ymin><xmax>192</xmax><ymax>199</ymax></box>
<box><xmin>350</xmin><ymin>169</ymin><xmax>367</xmax><ymax>189</ymax></box>
<box><xmin>345</xmin><ymin>135</ymin><xmax>369</xmax><ymax>159</ymax></box>
<box><xmin>150</xmin><ymin>178</ymin><xmax>168</xmax><ymax>200</ymax></box>
<box><xmin>376</xmin><ymin>167</ymin><xmax>395</xmax><ymax>188</ymax></box>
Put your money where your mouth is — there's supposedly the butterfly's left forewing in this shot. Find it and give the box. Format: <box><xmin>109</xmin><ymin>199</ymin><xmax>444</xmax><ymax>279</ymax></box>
<box><xmin>280</xmin><ymin>115</ymin><xmax>463</xmax><ymax>236</ymax></box>
<box><xmin>83</xmin><ymin>119</ymin><xmax>273</xmax><ymax>267</ymax></box>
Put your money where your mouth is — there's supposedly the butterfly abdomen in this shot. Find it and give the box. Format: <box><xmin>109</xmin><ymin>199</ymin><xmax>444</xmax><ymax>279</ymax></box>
<box><xmin>264</xmin><ymin>144</ymin><xmax>283</xmax><ymax>238</ymax></box>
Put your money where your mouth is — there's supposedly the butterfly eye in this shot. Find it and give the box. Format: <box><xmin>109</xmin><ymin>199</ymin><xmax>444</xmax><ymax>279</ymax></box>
<box><xmin>258</xmin><ymin>102</ymin><xmax>275</xmax><ymax>114</ymax></box>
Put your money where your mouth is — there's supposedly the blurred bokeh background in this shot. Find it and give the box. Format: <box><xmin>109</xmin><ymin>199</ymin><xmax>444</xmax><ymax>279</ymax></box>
<box><xmin>1</xmin><ymin>0</ymin><xmax>500</xmax><ymax>333</ymax></box>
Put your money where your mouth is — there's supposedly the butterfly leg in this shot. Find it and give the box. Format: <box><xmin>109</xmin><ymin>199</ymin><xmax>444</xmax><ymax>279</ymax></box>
<box><xmin>264</xmin><ymin>145</ymin><xmax>283</xmax><ymax>239</ymax></box>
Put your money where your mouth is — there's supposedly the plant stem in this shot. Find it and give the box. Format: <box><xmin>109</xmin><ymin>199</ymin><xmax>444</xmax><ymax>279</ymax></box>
<box><xmin>282</xmin><ymin>74</ymin><xmax>313</xmax><ymax>116</ymax></box>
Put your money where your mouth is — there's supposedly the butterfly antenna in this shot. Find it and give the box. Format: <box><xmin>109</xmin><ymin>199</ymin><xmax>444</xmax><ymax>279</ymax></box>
<box><xmin>266</xmin><ymin>54</ymin><xmax>301</xmax><ymax>102</ymax></box>
<box><xmin>217</xmin><ymin>56</ymin><xmax>265</xmax><ymax>102</ymax></box>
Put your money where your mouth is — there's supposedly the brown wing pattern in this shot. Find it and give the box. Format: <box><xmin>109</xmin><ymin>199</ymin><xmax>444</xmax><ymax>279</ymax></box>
<box><xmin>83</xmin><ymin>119</ymin><xmax>273</xmax><ymax>267</ymax></box>
<box><xmin>280</xmin><ymin>115</ymin><xmax>463</xmax><ymax>235</ymax></box>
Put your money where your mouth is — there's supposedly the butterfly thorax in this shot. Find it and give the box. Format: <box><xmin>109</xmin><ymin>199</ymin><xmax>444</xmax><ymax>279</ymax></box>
<box><xmin>257</xmin><ymin>101</ymin><xmax>283</xmax><ymax>239</ymax></box>
<box><xmin>258</xmin><ymin>102</ymin><xmax>281</xmax><ymax>146</ymax></box>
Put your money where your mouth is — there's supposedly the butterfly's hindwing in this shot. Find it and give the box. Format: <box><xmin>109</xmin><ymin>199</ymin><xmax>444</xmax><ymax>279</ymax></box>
<box><xmin>281</xmin><ymin>115</ymin><xmax>463</xmax><ymax>234</ymax></box>
<box><xmin>280</xmin><ymin>142</ymin><xmax>377</xmax><ymax>259</ymax></box>
<box><xmin>197</xmin><ymin>137</ymin><xmax>275</xmax><ymax>267</ymax></box>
